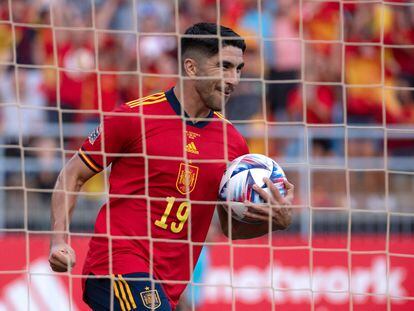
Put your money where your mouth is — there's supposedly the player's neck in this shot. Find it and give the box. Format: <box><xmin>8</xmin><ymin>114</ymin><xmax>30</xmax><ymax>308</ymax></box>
<box><xmin>173</xmin><ymin>84</ymin><xmax>212</xmax><ymax>119</ymax></box>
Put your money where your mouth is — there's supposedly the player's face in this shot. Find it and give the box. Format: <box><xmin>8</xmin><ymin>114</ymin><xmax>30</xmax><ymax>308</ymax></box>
<box><xmin>194</xmin><ymin>45</ymin><xmax>244</xmax><ymax>111</ymax></box>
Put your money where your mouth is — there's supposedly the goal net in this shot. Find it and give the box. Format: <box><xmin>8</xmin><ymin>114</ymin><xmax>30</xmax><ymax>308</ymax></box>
<box><xmin>0</xmin><ymin>0</ymin><xmax>413</xmax><ymax>310</ymax></box>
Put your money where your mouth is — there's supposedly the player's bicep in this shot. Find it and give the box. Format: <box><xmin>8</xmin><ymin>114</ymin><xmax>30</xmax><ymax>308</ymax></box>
<box><xmin>55</xmin><ymin>153</ymin><xmax>97</xmax><ymax>192</ymax></box>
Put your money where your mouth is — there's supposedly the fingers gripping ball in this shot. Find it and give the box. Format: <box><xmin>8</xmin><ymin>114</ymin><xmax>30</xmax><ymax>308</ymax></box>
<box><xmin>218</xmin><ymin>154</ymin><xmax>286</xmax><ymax>223</ymax></box>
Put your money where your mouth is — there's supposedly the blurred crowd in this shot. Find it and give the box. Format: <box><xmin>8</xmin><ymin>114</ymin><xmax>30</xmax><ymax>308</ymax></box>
<box><xmin>0</xmin><ymin>1</ymin><xmax>413</xmax><ymax>231</ymax></box>
<box><xmin>0</xmin><ymin>0</ymin><xmax>413</xmax><ymax>125</ymax></box>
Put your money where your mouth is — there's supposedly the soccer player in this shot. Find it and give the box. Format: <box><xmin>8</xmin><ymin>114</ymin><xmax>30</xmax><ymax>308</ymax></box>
<box><xmin>49</xmin><ymin>23</ymin><xmax>294</xmax><ymax>311</ymax></box>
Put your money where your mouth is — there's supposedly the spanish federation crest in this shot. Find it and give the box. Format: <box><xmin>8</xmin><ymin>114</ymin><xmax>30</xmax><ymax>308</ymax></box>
<box><xmin>140</xmin><ymin>287</ymin><xmax>161</xmax><ymax>309</ymax></box>
<box><xmin>176</xmin><ymin>163</ymin><xmax>199</xmax><ymax>194</ymax></box>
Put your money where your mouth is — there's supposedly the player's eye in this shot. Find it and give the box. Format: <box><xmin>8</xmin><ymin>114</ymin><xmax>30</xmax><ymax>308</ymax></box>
<box><xmin>221</xmin><ymin>62</ymin><xmax>232</xmax><ymax>69</ymax></box>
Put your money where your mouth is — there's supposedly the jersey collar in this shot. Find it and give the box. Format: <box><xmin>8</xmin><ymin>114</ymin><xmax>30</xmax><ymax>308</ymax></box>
<box><xmin>165</xmin><ymin>87</ymin><xmax>214</xmax><ymax>129</ymax></box>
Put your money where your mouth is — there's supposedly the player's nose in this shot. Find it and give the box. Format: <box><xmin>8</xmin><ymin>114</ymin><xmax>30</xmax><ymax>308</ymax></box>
<box><xmin>224</xmin><ymin>69</ymin><xmax>240</xmax><ymax>87</ymax></box>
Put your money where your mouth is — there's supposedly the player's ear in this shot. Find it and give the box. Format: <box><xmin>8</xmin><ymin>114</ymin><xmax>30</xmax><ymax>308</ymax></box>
<box><xmin>183</xmin><ymin>58</ymin><xmax>198</xmax><ymax>77</ymax></box>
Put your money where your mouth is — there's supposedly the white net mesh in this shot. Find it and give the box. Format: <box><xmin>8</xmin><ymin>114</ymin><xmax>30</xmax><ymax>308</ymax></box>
<box><xmin>0</xmin><ymin>0</ymin><xmax>413</xmax><ymax>310</ymax></box>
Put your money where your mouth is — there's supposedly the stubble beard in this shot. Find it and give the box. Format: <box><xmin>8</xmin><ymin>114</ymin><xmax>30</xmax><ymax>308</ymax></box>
<box><xmin>195</xmin><ymin>80</ymin><xmax>228</xmax><ymax>112</ymax></box>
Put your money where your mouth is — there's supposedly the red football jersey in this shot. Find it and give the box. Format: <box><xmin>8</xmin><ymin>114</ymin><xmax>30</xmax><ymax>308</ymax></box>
<box><xmin>78</xmin><ymin>88</ymin><xmax>249</xmax><ymax>308</ymax></box>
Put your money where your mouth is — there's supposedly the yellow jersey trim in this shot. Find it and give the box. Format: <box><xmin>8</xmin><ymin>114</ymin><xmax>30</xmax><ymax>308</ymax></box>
<box><xmin>126</xmin><ymin>92</ymin><xmax>166</xmax><ymax>108</ymax></box>
<box><xmin>214</xmin><ymin>111</ymin><xmax>231</xmax><ymax>123</ymax></box>
<box><xmin>127</xmin><ymin>95</ymin><xmax>167</xmax><ymax>108</ymax></box>
<box><xmin>126</xmin><ymin>92</ymin><xmax>164</xmax><ymax>105</ymax></box>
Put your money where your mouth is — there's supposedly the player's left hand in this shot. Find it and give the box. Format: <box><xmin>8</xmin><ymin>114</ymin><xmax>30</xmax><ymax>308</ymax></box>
<box><xmin>49</xmin><ymin>242</ymin><xmax>76</xmax><ymax>273</ymax></box>
<box><xmin>243</xmin><ymin>178</ymin><xmax>294</xmax><ymax>230</ymax></box>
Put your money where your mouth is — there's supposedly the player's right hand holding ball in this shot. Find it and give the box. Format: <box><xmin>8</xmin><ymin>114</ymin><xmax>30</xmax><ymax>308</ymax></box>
<box><xmin>49</xmin><ymin>242</ymin><xmax>76</xmax><ymax>272</ymax></box>
<box><xmin>244</xmin><ymin>177</ymin><xmax>294</xmax><ymax>229</ymax></box>
<box><xmin>219</xmin><ymin>154</ymin><xmax>294</xmax><ymax>229</ymax></box>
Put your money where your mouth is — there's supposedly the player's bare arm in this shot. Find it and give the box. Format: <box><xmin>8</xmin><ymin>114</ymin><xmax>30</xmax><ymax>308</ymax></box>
<box><xmin>49</xmin><ymin>154</ymin><xmax>97</xmax><ymax>272</ymax></box>
<box><xmin>218</xmin><ymin>178</ymin><xmax>294</xmax><ymax>240</ymax></box>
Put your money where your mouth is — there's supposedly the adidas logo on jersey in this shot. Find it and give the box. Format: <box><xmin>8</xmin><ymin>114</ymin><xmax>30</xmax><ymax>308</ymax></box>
<box><xmin>185</xmin><ymin>142</ymin><xmax>199</xmax><ymax>154</ymax></box>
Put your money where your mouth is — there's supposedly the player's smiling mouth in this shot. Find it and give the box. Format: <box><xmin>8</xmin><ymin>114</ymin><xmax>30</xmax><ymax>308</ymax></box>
<box><xmin>217</xmin><ymin>89</ymin><xmax>231</xmax><ymax>97</ymax></box>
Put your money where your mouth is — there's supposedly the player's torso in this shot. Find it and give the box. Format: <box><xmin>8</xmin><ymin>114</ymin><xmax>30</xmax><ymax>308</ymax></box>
<box><xmin>144</xmin><ymin>112</ymin><xmax>234</xmax><ymax>241</ymax></box>
<box><xmin>106</xmin><ymin>98</ymin><xmax>244</xmax><ymax>242</ymax></box>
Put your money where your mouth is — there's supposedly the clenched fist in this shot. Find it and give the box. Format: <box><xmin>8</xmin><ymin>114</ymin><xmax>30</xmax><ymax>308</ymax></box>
<box><xmin>49</xmin><ymin>243</ymin><xmax>76</xmax><ymax>272</ymax></box>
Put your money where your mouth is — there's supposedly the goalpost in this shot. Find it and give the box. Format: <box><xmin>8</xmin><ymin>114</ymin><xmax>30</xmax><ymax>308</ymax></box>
<box><xmin>0</xmin><ymin>0</ymin><xmax>413</xmax><ymax>310</ymax></box>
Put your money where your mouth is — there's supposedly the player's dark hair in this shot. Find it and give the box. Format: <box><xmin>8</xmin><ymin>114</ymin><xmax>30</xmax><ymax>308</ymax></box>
<box><xmin>181</xmin><ymin>22</ymin><xmax>246</xmax><ymax>57</ymax></box>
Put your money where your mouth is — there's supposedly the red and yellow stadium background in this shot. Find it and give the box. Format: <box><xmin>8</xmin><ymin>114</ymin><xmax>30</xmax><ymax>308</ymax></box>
<box><xmin>1</xmin><ymin>234</ymin><xmax>413</xmax><ymax>310</ymax></box>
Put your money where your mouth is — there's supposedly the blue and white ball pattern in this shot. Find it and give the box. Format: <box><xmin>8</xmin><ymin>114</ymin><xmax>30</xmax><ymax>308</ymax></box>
<box><xmin>218</xmin><ymin>154</ymin><xmax>286</xmax><ymax>222</ymax></box>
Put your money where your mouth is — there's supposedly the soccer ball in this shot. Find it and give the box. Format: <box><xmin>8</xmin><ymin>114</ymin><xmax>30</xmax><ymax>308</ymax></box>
<box><xmin>218</xmin><ymin>154</ymin><xmax>287</xmax><ymax>223</ymax></box>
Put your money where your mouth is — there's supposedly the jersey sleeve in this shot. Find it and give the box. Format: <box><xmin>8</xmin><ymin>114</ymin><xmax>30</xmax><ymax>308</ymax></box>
<box><xmin>78</xmin><ymin>105</ymin><xmax>141</xmax><ymax>172</ymax></box>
